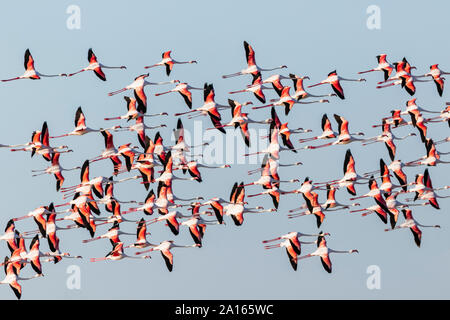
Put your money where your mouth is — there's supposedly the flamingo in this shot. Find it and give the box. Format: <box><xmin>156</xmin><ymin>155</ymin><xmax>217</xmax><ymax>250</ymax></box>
<box><xmin>135</xmin><ymin>240</ymin><xmax>199</xmax><ymax>271</ymax></box>
<box><xmin>154</xmin><ymin>82</ymin><xmax>204</xmax><ymax>109</ymax></box>
<box><xmin>229</xmin><ymin>72</ymin><xmax>270</xmax><ymax>103</ymax></box>
<box><xmin>174</xmin><ymin>83</ymin><xmax>229</xmax><ymax>133</ymax></box>
<box><xmin>269</xmin><ymin>107</ymin><xmax>308</xmax><ymax>152</ymax></box>
<box><xmin>307</xmin><ymin>70</ymin><xmax>366</xmax><ymax>100</ymax></box>
<box><xmin>0</xmin><ymin>257</ymin><xmax>43</xmax><ymax>299</ymax></box>
<box><xmin>288</xmin><ymin>74</ymin><xmax>337</xmax><ymax>101</ymax></box>
<box><xmin>51</xmin><ymin>107</ymin><xmax>121</xmax><ymax>138</ymax></box>
<box><xmin>406</xmin><ymin>138</ymin><xmax>450</xmax><ymax>167</ymax></box>
<box><xmin>176</xmin><ymin>160</ymin><xmax>230</xmax><ymax>183</ymax></box>
<box><xmin>206</xmin><ymin>99</ymin><xmax>270</xmax><ymax>146</ymax></box>
<box><xmin>244</xmin><ymin>122</ymin><xmax>305</xmax><ymax>159</ymax></box>
<box><xmin>298</xmin><ymin>114</ymin><xmax>337</xmax><ymax>144</ymax></box>
<box><xmin>350</xmin><ymin>176</ymin><xmax>393</xmax><ymax>224</ymax></box>
<box><xmin>290</xmin><ymin>191</ymin><xmax>327</xmax><ymax>227</ymax></box>
<box><xmin>264</xmin><ymin>239</ymin><xmax>315</xmax><ymax>271</ymax></box>
<box><xmin>377</xmin><ymin>60</ymin><xmax>430</xmax><ymax>95</ymax></box>
<box><xmin>405</xmin><ymin>168</ymin><xmax>450</xmax><ymax>209</ymax></box>
<box><xmin>67</xmin><ymin>48</ymin><xmax>126</xmax><ymax>81</ymax></box>
<box><xmin>124</xmin><ymin>219</ymin><xmax>154</xmax><ymax>249</ymax></box>
<box><xmin>31</xmin><ymin>152</ymin><xmax>80</xmax><ymax>191</ymax></box>
<box><xmin>304</xmin><ymin>114</ymin><xmax>365</xmax><ymax>149</ymax></box>
<box><xmin>90</xmin><ymin>242</ymin><xmax>151</xmax><ymax>262</ymax></box>
<box><xmin>288</xmin><ymin>184</ymin><xmax>360</xmax><ymax>215</ymax></box>
<box><xmin>144</xmin><ymin>50</ymin><xmax>197</xmax><ymax>75</ymax></box>
<box><xmin>384</xmin><ymin>209</ymin><xmax>440</xmax><ymax>247</ymax></box>
<box><xmin>82</xmin><ymin>221</ymin><xmax>136</xmax><ymax>244</ymax></box>
<box><xmin>114</xmin><ymin>116</ymin><xmax>167</xmax><ymax>148</ymax></box>
<box><xmin>378</xmin><ymin>158</ymin><xmax>406</xmax><ymax>195</ymax></box>
<box><xmin>314</xmin><ymin>149</ymin><xmax>370</xmax><ymax>196</ymax></box>
<box><xmin>222</xmin><ymin>41</ymin><xmax>287</xmax><ymax>78</ymax></box>
<box><xmin>358</xmin><ymin>54</ymin><xmax>394</xmax><ymax>81</ymax></box>
<box><xmin>252</xmin><ymin>86</ymin><xmax>329</xmax><ymax>115</ymax></box>
<box><xmin>104</xmin><ymin>96</ymin><xmax>168</xmax><ymax>121</ymax></box>
<box><xmin>1</xmin><ymin>49</ymin><xmax>66</xmax><ymax>82</ymax></box>
<box><xmin>11</xmin><ymin>122</ymin><xmax>71</xmax><ymax>160</ymax></box>
<box><xmin>224</xmin><ymin>182</ymin><xmax>276</xmax><ymax>226</ymax></box>
<box><xmin>416</xmin><ymin>64</ymin><xmax>450</xmax><ymax>96</ymax></box>
<box><xmin>147</xmin><ymin>210</ymin><xmax>191</xmax><ymax>235</ymax></box>
<box><xmin>426</xmin><ymin>104</ymin><xmax>450</xmax><ymax>127</ymax></box>
<box><xmin>89</xmin><ymin>130</ymin><xmax>122</xmax><ymax>175</ymax></box>
<box><xmin>362</xmin><ymin>119</ymin><xmax>416</xmax><ymax>161</ymax></box>
<box><xmin>297</xmin><ymin>234</ymin><xmax>358</xmax><ymax>273</ymax></box>
<box><xmin>261</xmin><ymin>74</ymin><xmax>297</xmax><ymax>96</ymax></box>
<box><xmin>180</xmin><ymin>215</ymin><xmax>221</xmax><ymax>247</ymax></box>
<box><xmin>377</xmin><ymin>58</ymin><xmax>415</xmax><ymax>85</ymax></box>
<box><xmin>0</xmin><ymin>220</ymin><xmax>19</xmax><ymax>254</ymax></box>
<box><xmin>108</xmin><ymin>73</ymin><xmax>179</xmax><ymax>111</ymax></box>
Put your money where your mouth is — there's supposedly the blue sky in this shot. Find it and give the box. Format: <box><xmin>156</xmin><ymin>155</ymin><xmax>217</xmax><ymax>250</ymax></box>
<box><xmin>0</xmin><ymin>0</ymin><xmax>449</xmax><ymax>299</ymax></box>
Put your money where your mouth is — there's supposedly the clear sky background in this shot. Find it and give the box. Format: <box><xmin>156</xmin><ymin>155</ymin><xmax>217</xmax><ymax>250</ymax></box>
<box><xmin>0</xmin><ymin>0</ymin><xmax>449</xmax><ymax>299</ymax></box>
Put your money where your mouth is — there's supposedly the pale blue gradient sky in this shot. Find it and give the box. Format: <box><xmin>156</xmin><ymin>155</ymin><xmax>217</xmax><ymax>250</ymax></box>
<box><xmin>0</xmin><ymin>1</ymin><xmax>449</xmax><ymax>299</ymax></box>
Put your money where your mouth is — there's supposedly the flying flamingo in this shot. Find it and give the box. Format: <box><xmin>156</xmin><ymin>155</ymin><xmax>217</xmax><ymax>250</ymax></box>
<box><xmin>426</xmin><ymin>104</ymin><xmax>450</xmax><ymax>127</ymax></box>
<box><xmin>416</xmin><ymin>64</ymin><xmax>450</xmax><ymax>96</ymax></box>
<box><xmin>31</xmin><ymin>152</ymin><xmax>81</xmax><ymax>191</ymax></box>
<box><xmin>252</xmin><ymin>86</ymin><xmax>329</xmax><ymax>115</ymax></box>
<box><xmin>288</xmin><ymin>74</ymin><xmax>337</xmax><ymax>101</ymax></box>
<box><xmin>405</xmin><ymin>168</ymin><xmax>450</xmax><ymax>209</ymax></box>
<box><xmin>82</xmin><ymin>221</ymin><xmax>136</xmax><ymax>245</ymax></box>
<box><xmin>90</xmin><ymin>242</ymin><xmax>151</xmax><ymax>262</ymax></box>
<box><xmin>0</xmin><ymin>220</ymin><xmax>19</xmax><ymax>253</ymax></box>
<box><xmin>358</xmin><ymin>54</ymin><xmax>393</xmax><ymax>81</ymax></box>
<box><xmin>180</xmin><ymin>215</ymin><xmax>221</xmax><ymax>247</ymax></box>
<box><xmin>362</xmin><ymin>119</ymin><xmax>416</xmax><ymax>161</ymax></box>
<box><xmin>147</xmin><ymin>210</ymin><xmax>191</xmax><ymax>235</ymax></box>
<box><xmin>350</xmin><ymin>176</ymin><xmax>393</xmax><ymax>222</ymax></box>
<box><xmin>0</xmin><ymin>257</ymin><xmax>43</xmax><ymax>299</ymax></box>
<box><xmin>378</xmin><ymin>158</ymin><xmax>407</xmax><ymax>195</ymax></box>
<box><xmin>288</xmin><ymin>184</ymin><xmax>360</xmax><ymax>215</ymax></box>
<box><xmin>144</xmin><ymin>50</ymin><xmax>197</xmax><ymax>76</ymax></box>
<box><xmin>67</xmin><ymin>48</ymin><xmax>126</xmax><ymax>81</ymax></box>
<box><xmin>224</xmin><ymin>182</ymin><xmax>275</xmax><ymax>226</ymax></box>
<box><xmin>244</xmin><ymin>122</ymin><xmax>305</xmax><ymax>159</ymax></box>
<box><xmin>298</xmin><ymin>114</ymin><xmax>337</xmax><ymax>144</ymax></box>
<box><xmin>174</xmin><ymin>83</ymin><xmax>229</xmax><ymax>133</ymax></box>
<box><xmin>229</xmin><ymin>72</ymin><xmax>270</xmax><ymax>103</ymax></box>
<box><xmin>114</xmin><ymin>116</ymin><xmax>167</xmax><ymax>148</ymax></box>
<box><xmin>51</xmin><ymin>107</ymin><xmax>121</xmax><ymax>138</ymax></box>
<box><xmin>377</xmin><ymin>58</ymin><xmax>415</xmax><ymax>85</ymax></box>
<box><xmin>297</xmin><ymin>234</ymin><xmax>358</xmax><ymax>273</ymax></box>
<box><xmin>263</xmin><ymin>231</ymin><xmax>330</xmax><ymax>270</ymax></box>
<box><xmin>261</xmin><ymin>74</ymin><xmax>297</xmax><ymax>96</ymax></box>
<box><xmin>406</xmin><ymin>138</ymin><xmax>450</xmax><ymax>167</ymax></box>
<box><xmin>364</xmin><ymin>159</ymin><xmax>408</xmax><ymax>192</ymax></box>
<box><xmin>11</xmin><ymin>122</ymin><xmax>71</xmax><ymax>161</ymax></box>
<box><xmin>315</xmin><ymin>149</ymin><xmax>369</xmax><ymax>195</ymax></box>
<box><xmin>104</xmin><ymin>96</ymin><xmax>168</xmax><ymax>122</ymax></box>
<box><xmin>206</xmin><ymin>99</ymin><xmax>270</xmax><ymax>146</ymax></box>
<box><xmin>108</xmin><ymin>73</ymin><xmax>179</xmax><ymax>111</ymax></box>
<box><xmin>155</xmin><ymin>82</ymin><xmax>204</xmax><ymax>109</ymax></box>
<box><xmin>289</xmin><ymin>191</ymin><xmax>327</xmax><ymax>227</ymax></box>
<box><xmin>264</xmin><ymin>239</ymin><xmax>315</xmax><ymax>271</ymax></box>
<box><xmin>307</xmin><ymin>70</ymin><xmax>366</xmax><ymax>100</ymax></box>
<box><xmin>89</xmin><ymin>130</ymin><xmax>122</xmax><ymax>175</ymax></box>
<box><xmin>304</xmin><ymin>114</ymin><xmax>365</xmax><ymax>149</ymax></box>
<box><xmin>222</xmin><ymin>41</ymin><xmax>287</xmax><ymax>78</ymax></box>
<box><xmin>135</xmin><ymin>240</ymin><xmax>199</xmax><ymax>272</ymax></box>
<box><xmin>1</xmin><ymin>49</ymin><xmax>67</xmax><ymax>82</ymax></box>
<box><xmin>384</xmin><ymin>209</ymin><xmax>440</xmax><ymax>247</ymax></box>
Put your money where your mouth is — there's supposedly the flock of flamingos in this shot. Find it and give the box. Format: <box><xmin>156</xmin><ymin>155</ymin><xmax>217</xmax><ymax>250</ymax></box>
<box><xmin>0</xmin><ymin>42</ymin><xmax>449</xmax><ymax>299</ymax></box>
